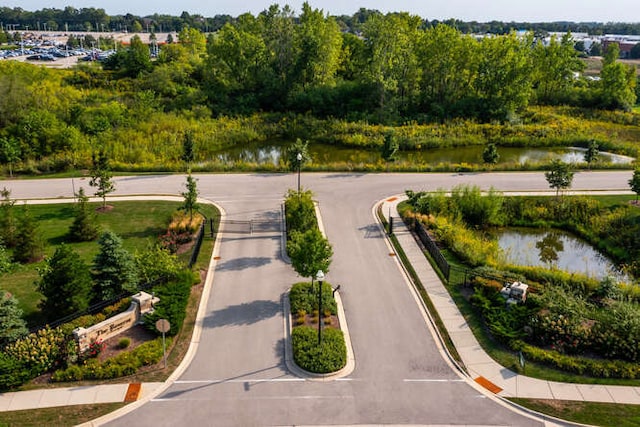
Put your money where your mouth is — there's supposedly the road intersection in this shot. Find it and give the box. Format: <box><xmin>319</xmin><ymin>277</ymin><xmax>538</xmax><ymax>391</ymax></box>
<box><xmin>3</xmin><ymin>171</ymin><xmax>634</xmax><ymax>426</ymax></box>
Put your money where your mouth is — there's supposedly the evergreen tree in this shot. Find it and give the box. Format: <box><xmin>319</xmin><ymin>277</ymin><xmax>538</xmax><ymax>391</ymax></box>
<box><xmin>181</xmin><ymin>173</ymin><xmax>199</xmax><ymax>221</ymax></box>
<box><xmin>89</xmin><ymin>149</ymin><xmax>115</xmax><ymax>210</ymax></box>
<box><xmin>482</xmin><ymin>143</ymin><xmax>500</xmax><ymax>164</ymax></box>
<box><xmin>37</xmin><ymin>244</ymin><xmax>92</xmax><ymax>321</ymax></box>
<box><xmin>68</xmin><ymin>187</ymin><xmax>99</xmax><ymax>242</ymax></box>
<box><xmin>0</xmin><ymin>187</ymin><xmax>17</xmax><ymax>248</ymax></box>
<box><xmin>92</xmin><ymin>230</ymin><xmax>138</xmax><ymax>303</ymax></box>
<box><xmin>0</xmin><ymin>291</ymin><xmax>28</xmax><ymax>346</ymax></box>
<box><xmin>0</xmin><ymin>240</ymin><xmax>11</xmax><ymax>274</ymax></box>
<box><xmin>13</xmin><ymin>204</ymin><xmax>44</xmax><ymax>263</ymax></box>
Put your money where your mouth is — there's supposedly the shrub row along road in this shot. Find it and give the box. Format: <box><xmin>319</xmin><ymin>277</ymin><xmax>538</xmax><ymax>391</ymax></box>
<box><xmin>5</xmin><ymin>171</ymin><xmax>633</xmax><ymax>426</ymax></box>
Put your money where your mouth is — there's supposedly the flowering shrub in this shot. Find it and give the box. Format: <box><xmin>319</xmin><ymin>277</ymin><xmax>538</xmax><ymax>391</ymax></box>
<box><xmin>159</xmin><ymin>230</ymin><xmax>192</xmax><ymax>254</ymax></box>
<box><xmin>84</xmin><ymin>339</ymin><xmax>105</xmax><ymax>359</ymax></box>
<box><xmin>4</xmin><ymin>327</ymin><xmax>64</xmax><ymax>374</ymax></box>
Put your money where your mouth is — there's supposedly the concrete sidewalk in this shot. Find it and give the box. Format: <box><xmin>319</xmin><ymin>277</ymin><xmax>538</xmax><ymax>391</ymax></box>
<box><xmin>2</xmin><ymin>192</ymin><xmax>640</xmax><ymax>420</ymax></box>
<box><xmin>381</xmin><ymin>195</ymin><xmax>640</xmax><ymax>405</ymax></box>
<box><xmin>0</xmin><ymin>382</ymin><xmax>164</xmax><ymax>412</ymax></box>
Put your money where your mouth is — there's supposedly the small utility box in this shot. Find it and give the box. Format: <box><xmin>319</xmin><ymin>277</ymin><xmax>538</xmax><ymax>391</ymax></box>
<box><xmin>499</xmin><ymin>281</ymin><xmax>529</xmax><ymax>305</ymax></box>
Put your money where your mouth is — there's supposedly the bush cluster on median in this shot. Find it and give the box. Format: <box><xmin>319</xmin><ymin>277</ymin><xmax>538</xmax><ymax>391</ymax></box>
<box><xmin>289</xmin><ymin>281</ymin><xmax>345</xmax><ymax>374</ymax></box>
<box><xmin>292</xmin><ymin>326</ymin><xmax>346</xmax><ymax>374</ymax></box>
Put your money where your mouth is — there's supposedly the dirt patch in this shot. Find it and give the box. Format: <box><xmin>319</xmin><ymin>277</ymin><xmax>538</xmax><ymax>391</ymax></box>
<box><xmin>95</xmin><ymin>205</ymin><xmax>114</xmax><ymax>213</ymax></box>
<box><xmin>292</xmin><ymin>313</ymin><xmax>340</xmax><ymax>330</ymax></box>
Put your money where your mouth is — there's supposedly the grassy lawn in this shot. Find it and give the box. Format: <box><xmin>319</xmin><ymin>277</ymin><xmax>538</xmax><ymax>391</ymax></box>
<box><xmin>509</xmin><ymin>398</ymin><xmax>640</xmax><ymax>427</ymax></box>
<box><xmin>0</xmin><ymin>402</ymin><xmax>128</xmax><ymax>427</ymax></box>
<box><xmin>1</xmin><ymin>200</ymin><xmax>201</xmax><ymax>326</ymax></box>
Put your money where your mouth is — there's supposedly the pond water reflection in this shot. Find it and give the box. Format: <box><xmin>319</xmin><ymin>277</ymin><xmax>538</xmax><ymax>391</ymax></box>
<box><xmin>211</xmin><ymin>141</ymin><xmax>634</xmax><ymax>166</ymax></box>
<box><xmin>493</xmin><ymin>228</ymin><xmax>631</xmax><ymax>283</ymax></box>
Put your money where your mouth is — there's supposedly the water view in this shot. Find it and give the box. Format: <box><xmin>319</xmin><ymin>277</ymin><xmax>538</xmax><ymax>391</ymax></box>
<box><xmin>211</xmin><ymin>141</ymin><xmax>634</xmax><ymax>166</ymax></box>
<box><xmin>494</xmin><ymin>228</ymin><xmax>632</xmax><ymax>283</ymax></box>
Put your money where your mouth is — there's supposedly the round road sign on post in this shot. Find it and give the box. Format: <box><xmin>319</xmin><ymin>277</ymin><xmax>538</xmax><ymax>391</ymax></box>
<box><xmin>155</xmin><ymin>318</ymin><xmax>170</xmax><ymax>333</ymax></box>
<box><xmin>155</xmin><ymin>319</ymin><xmax>170</xmax><ymax>368</ymax></box>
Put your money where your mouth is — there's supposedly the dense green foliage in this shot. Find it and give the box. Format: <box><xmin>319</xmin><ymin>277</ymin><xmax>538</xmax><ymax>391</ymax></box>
<box><xmin>68</xmin><ymin>187</ymin><xmax>99</xmax><ymax>242</ymax></box>
<box><xmin>284</xmin><ymin>189</ymin><xmax>317</xmax><ymax>238</ymax></box>
<box><xmin>0</xmin><ymin>291</ymin><xmax>28</xmax><ymax>346</ymax></box>
<box><xmin>0</xmin><ymin>352</ymin><xmax>31</xmax><ymax>391</ymax></box>
<box><xmin>12</xmin><ymin>204</ymin><xmax>44</xmax><ymax>263</ymax></box>
<box><xmin>291</xmin><ymin>326</ymin><xmax>346</xmax><ymax>374</ymax></box>
<box><xmin>404</xmin><ymin>190</ymin><xmax>640</xmax><ymax>376</ymax></box>
<box><xmin>144</xmin><ymin>269</ymin><xmax>197</xmax><ymax>336</ymax></box>
<box><xmin>92</xmin><ymin>231</ymin><xmax>138</xmax><ymax>303</ymax></box>
<box><xmin>51</xmin><ymin>337</ymin><xmax>170</xmax><ymax>382</ymax></box>
<box><xmin>0</xmin><ymin>9</ymin><xmax>638</xmax><ymax>176</ymax></box>
<box><xmin>289</xmin><ymin>281</ymin><xmax>337</xmax><ymax>316</ymax></box>
<box><xmin>545</xmin><ymin>160</ymin><xmax>575</xmax><ymax>197</ymax></box>
<box><xmin>37</xmin><ymin>244</ymin><xmax>92</xmax><ymax>321</ymax></box>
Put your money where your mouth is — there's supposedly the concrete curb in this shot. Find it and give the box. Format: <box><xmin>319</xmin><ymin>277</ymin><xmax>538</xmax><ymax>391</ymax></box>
<box><xmin>376</xmin><ymin>195</ymin><xmax>594</xmax><ymax>427</ymax></box>
<box><xmin>282</xmin><ymin>290</ymin><xmax>355</xmax><ymax>381</ymax></box>
<box><xmin>79</xmin><ymin>197</ymin><xmax>226</xmax><ymax>426</ymax></box>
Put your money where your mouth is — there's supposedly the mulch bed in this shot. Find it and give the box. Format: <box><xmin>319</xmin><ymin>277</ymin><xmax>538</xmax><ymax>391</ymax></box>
<box><xmin>98</xmin><ymin>324</ymin><xmax>159</xmax><ymax>362</ymax></box>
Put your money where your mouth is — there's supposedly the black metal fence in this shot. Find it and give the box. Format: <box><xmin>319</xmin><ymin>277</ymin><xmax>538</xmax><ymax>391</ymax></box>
<box><xmin>413</xmin><ymin>219</ymin><xmax>451</xmax><ymax>281</ymax></box>
<box><xmin>188</xmin><ymin>221</ymin><xmax>206</xmax><ymax>268</ymax></box>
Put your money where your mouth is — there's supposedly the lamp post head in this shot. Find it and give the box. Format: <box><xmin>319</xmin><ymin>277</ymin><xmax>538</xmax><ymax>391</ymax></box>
<box><xmin>297</xmin><ymin>153</ymin><xmax>303</xmax><ymax>162</ymax></box>
<box><xmin>315</xmin><ymin>270</ymin><xmax>325</xmax><ymax>282</ymax></box>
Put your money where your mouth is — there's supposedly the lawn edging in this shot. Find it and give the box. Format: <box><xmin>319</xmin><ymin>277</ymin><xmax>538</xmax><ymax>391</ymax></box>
<box><xmin>283</xmin><ymin>289</ymin><xmax>355</xmax><ymax>381</ymax></box>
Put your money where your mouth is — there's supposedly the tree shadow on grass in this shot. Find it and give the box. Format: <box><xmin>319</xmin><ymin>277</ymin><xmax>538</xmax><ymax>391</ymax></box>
<box><xmin>35</xmin><ymin>206</ymin><xmax>74</xmax><ymax>221</ymax></box>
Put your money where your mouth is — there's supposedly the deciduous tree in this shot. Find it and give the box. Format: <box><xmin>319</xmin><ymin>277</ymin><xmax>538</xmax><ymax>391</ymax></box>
<box><xmin>181</xmin><ymin>173</ymin><xmax>199</xmax><ymax>221</ymax></box>
<box><xmin>545</xmin><ymin>159</ymin><xmax>575</xmax><ymax>198</ymax></box>
<box><xmin>89</xmin><ymin>149</ymin><xmax>115</xmax><ymax>210</ymax></box>
<box><xmin>629</xmin><ymin>167</ymin><xmax>640</xmax><ymax>202</ymax></box>
<box><xmin>288</xmin><ymin>228</ymin><xmax>332</xmax><ymax>279</ymax></box>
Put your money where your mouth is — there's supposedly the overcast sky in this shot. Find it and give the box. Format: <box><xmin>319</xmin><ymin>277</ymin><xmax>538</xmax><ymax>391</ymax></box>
<box><xmin>5</xmin><ymin>0</ymin><xmax>640</xmax><ymax>23</ymax></box>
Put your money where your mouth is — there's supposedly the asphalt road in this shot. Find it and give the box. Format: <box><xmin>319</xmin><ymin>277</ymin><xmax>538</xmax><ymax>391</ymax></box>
<box><xmin>4</xmin><ymin>171</ymin><xmax>633</xmax><ymax>426</ymax></box>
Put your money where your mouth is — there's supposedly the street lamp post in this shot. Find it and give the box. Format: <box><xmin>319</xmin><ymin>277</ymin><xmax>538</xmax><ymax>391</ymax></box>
<box><xmin>296</xmin><ymin>152</ymin><xmax>302</xmax><ymax>194</ymax></box>
<box><xmin>316</xmin><ymin>270</ymin><xmax>325</xmax><ymax>345</ymax></box>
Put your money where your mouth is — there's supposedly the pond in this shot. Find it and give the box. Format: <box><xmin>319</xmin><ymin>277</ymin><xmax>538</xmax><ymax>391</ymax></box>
<box><xmin>493</xmin><ymin>228</ymin><xmax>632</xmax><ymax>283</ymax></box>
<box><xmin>210</xmin><ymin>141</ymin><xmax>634</xmax><ymax>166</ymax></box>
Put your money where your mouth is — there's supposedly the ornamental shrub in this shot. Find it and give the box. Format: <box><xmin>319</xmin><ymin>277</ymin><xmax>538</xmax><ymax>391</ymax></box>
<box><xmin>292</xmin><ymin>326</ymin><xmax>346</xmax><ymax>374</ymax></box>
<box><xmin>0</xmin><ymin>352</ymin><xmax>32</xmax><ymax>390</ymax></box>
<box><xmin>284</xmin><ymin>189</ymin><xmax>317</xmax><ymax>238</ymax></box>
<box><xmin>4</xmin><ymin>326</ymin><xmax>65</xmax><ymax>375</ymax></box>
<box><xmin>51</xmin><ymin>337</ymin><xmax>170</xmax><ymax>382</ymax></box>
<box><xmin>144</xmin><ymin>270</ymin><xmax>196</xmax><ymax>336</ymax></box>
<box><xmin>289</xmin><ymin>282</ymin><xmax>336</xmax><ymax>316</ymax></box>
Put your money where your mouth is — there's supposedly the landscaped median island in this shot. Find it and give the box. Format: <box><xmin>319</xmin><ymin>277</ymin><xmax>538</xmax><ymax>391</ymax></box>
<box><xmin>398</xmin><ymin>186</ymin><xmax>640</xmax><ymax>383</ymax></box>
<box><xmin>290</xmin><ymin>282</ymin><xmax>346</xmax><ymax>374</ymax></box>
<box><xmin>284</xmin><ymin>188</ymin><xmax>347</xmax><ymax>375</ymax></box>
